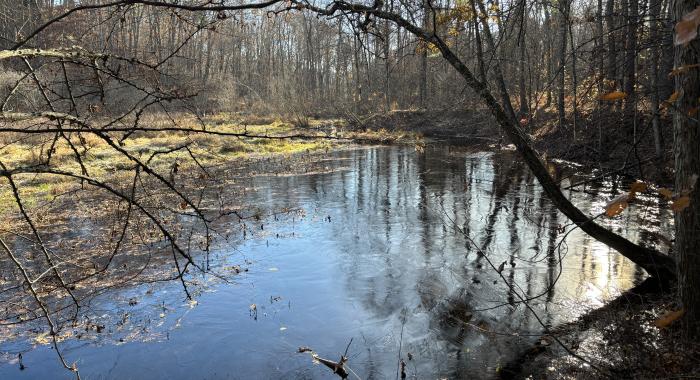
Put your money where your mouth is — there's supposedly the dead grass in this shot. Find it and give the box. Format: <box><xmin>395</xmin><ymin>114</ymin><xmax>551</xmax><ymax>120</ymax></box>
<box><xmin>0</xmin><ymin>113</ymin><xmax>338</xmax><ymax>211</ymax></box>
<box><xmin>0</xmin><ymin>112</ymin><xmax>425</xmax><ymax>212</ymax></box>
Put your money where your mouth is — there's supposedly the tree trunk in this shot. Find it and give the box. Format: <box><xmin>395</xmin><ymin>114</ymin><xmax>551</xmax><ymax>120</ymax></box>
<box><xmin>623</xmin><ymin>0</ymin><xmax>638</xmax><ymax>123</ymax></box>
<box><xmin>307</xmin><ymin>1</ymin><xmax>677</xmax><ymax>281</ymax></box>
<box><xmin>605</xmin><ymin>0</ymin><xmax>617</xmax><ymax>89</ymax></box>
<box><xmin>596</xmin><ymin>0</ymin><xmax>604</xmax><ymax>90</ymax></box>
<box><xmin>672</xmin><ymin>0</ymin><xmax>700</xmax><ymax>340</ymax></box>
<box><xmin>596</xmin><ymin>0</ymin><xmax>605</xmax><ymax>152</ymax></box>
<box><xmin>418</xmin><ymin>0</ymin><xmax>428</xmax><ymax>108</ymax></box>
<box><xmin>543</xmin><ymin>3</ymin><xmax>553</xmax><ymax>107</ymax></box>
<box><xmin>475</xmin><ymin>0</ymin><xmax>518</xmax><ymax>124</ymax></box>
<box><xmin>659</xmin><ymin>0</ymin><xmax>676</xmax><ymax>101</ymax></box>
<box><xmin>518</xmin><ymin>0</ymin><xmax>528</xmax><ymax>116</ymax></box>
<box><xmin>649</xmin><ymin>0</ymin><xmax>663</xmax><ymax>159</ymax></box>
<box><xmin>383</xmin><ymin>15</ymin><xmax>391</xmax><ymax>111</ymax></box>
<box><xmin>556</xmin><ymin>0</ymin><xmax>569</xmax><ymax>128</ymax></box>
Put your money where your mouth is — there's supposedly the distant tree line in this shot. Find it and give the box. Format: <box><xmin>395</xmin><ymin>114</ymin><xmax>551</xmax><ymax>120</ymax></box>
<box><xmin>0</xmin><ymin>0</ymin><xmax>679</xmax><ymax>130</ymax></box>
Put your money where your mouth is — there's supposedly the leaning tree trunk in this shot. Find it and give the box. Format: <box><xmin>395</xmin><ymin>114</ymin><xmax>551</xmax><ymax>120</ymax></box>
<box><xmin>303</xmin><ymin>0</ymin><xmax>677</xmax><ymax>282</ymax></box>
<box><xmin>518</xmin><ymin>0</ymin><xmax>528</xmax><ymax>116</ymax></box>
<box><xmin>672</xmin><ymin>0</ymin><xmax>700</xmax><ymax>340</ymax></box>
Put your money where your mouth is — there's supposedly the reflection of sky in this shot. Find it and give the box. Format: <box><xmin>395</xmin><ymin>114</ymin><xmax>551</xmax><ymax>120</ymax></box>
<box><xmin>0</xmin><ymin>145</ymin><xmax>673</xmax><ymax>379</ymax></box>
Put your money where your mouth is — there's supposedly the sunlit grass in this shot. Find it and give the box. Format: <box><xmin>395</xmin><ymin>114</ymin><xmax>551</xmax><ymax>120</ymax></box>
<box><xmin>0</xmin><ymin>114</ymin><xmax>337</xmax><ymax>211</ymax></box>
<box><xmin>0</xmin><ymin>113</ymin><xmax>422</xmax><ymax>212</ymax></box>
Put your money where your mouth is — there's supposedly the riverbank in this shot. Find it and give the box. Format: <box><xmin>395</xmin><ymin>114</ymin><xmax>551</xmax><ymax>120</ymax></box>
<box><xmin>351</xmin><ymin>107</ymin><xmax>674</xmax><ymax>184</ymax></box>
<box><xmin>0</xmin><ymin>112</ymin><xmax>421</xmax><ymax>213</ymax></box>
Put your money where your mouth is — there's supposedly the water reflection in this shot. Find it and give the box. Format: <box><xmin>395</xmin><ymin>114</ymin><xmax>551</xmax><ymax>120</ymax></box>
<box><xmin>0</xmin><ymin>145</ymin><xmax>672</xmax><ymax>379</ymax></box>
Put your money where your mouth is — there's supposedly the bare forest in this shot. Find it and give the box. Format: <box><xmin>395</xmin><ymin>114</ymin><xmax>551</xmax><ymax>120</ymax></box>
<box><xmin>0</xmin><ymin>0</ymin><xmax>699</xmax><ymax>379</ymax></box>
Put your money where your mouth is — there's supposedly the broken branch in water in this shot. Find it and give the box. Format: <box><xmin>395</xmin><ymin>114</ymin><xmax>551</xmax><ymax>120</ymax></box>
<box><xmin>315</xmin><ymin>354</ymin><xmax>349</xmax><ymax>379</ymax></box>
<box><xmin>298</xmin><ymin>345</ymin><xmax>350</xmax><ymax>379</ymax></box>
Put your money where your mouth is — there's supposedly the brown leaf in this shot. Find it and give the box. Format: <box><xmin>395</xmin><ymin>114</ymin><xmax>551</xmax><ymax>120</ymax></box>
<box><xmin>671</xmin><ymin>196</ymin><xmax>691</xmax><ymax>212</ymax></box>
<box><xmin>674</xmin><ymin>6</ymin><xmax>700</xmax><ymax>46</ymax></box>
<box><xmin>599</xmin><ymin>91</ymin><xmax>627</xmax><ymax>101</ymax></box>
<box><xmin>605</xmin><ymin>194</ymin><xmax>630</xmax><ymax>217</ymax></box>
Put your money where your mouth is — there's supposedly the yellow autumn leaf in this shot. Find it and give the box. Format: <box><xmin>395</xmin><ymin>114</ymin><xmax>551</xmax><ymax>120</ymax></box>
<box><xmin>658</xmin><ymin>188</ymin><xmax>673</xmax><ymax>200</ymax></box>
<box><xmin>605</xmin><ymin>194</ymin><xmax>630</xmax><ymax>217</ymax></box>
<box><xmin>599</xmin><ymin>91</ymin><xmax>627</xmax><ymax>101</ymax></box>
<box><xmin>654</xmin><ymin>309</ymin><xmax>684</xmax><ymax>328</ymax></box>
<box><xmin>671</xmin><ymin>196</ymin><xmax>691</xmax><ymax>212</ymax></box>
